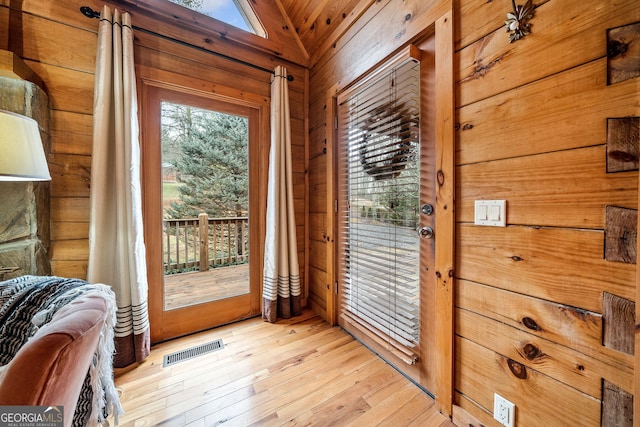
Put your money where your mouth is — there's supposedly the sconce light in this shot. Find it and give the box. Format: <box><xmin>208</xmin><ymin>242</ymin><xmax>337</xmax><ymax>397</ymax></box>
<box><xmin>0</xmin><ymin>110</ymin><xmax>51</xmax><ymax>181</ymax></box>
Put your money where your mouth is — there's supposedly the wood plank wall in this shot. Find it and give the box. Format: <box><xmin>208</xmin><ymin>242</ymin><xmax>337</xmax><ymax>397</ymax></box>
<box><xmin>309</xmin><ymin>0</ymin><xmax>640</xmax><ymax>425</ymax></box>
<box><xmin>0</xmin><ymin>0</ymin><xmax>307</xmax><ymax>297</ymax></box>
<box><xmin>454</xmin><ymin>0</ymin><xmax>639</xmax><ymax>426</ymax></box>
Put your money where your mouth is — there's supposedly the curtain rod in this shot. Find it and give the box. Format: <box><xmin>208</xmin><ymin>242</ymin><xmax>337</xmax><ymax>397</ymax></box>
<box><xmin>79</xmin><ymin>6</ymin><xmax>294</xmax><ymax>82</ymax></box>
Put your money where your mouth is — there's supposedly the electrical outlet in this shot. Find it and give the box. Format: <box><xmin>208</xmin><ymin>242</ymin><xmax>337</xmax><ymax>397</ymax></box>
<box><xmin>493</xmin><ymin>393</ymin><xmax>515</xmax><ymax>427</ymax></box>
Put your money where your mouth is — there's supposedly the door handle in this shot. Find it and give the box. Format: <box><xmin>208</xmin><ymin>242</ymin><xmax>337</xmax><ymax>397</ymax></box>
<box><xmin>421</xmin><ymin>203</ymin><xmax>433</xmax><ymax>216</ymax></box>
<box><xmin>417</xmin><ymin>226</ymin><xmax>434</xmax><ymax>239</ymax></box>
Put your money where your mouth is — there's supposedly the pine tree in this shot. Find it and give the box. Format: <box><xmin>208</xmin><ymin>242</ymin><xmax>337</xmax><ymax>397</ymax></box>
<box><xmin>168</xmin><ymin>0</ymin><xmax>204</xmax><ymax>12</ymax></box>
<box><xmin>163</xmin><ymin>103</ymin><xmax>249</xmax><ymax>219</ymax></box>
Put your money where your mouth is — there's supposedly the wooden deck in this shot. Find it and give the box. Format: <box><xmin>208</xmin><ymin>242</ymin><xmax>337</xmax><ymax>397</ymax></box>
<box><xmin>164</xmin><ymin>264</ymin><xmax>250</xmax><ymax>310</ymax></box>
<box><xmin>113</xmin><ymin>310</ymin><xmax>454</xmax><ymax>426</ymax></box>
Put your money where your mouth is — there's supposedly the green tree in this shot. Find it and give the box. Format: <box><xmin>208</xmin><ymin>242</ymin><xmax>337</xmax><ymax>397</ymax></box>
<box><xmin>162</xmin><ymin>103</ymin><xmax>249</xmax><ymax>219</ymax></box>
<box><xmin>168</xmin><ymin>0</ymin><xmax>204</xmax><ymax>12</ymax></box>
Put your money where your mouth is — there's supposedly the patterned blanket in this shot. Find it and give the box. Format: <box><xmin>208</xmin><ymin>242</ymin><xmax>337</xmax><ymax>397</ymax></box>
<box><xmin>0</xmin><ymin>275</ymin><xmax>123</xmax><ymax>426</ymax></box>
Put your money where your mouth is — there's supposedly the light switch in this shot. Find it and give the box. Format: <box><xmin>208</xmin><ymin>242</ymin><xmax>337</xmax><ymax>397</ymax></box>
<box><xmin>477</xmin><ymin>204</ymin><xmax>488</xmax><ymax>221</ymax></box>
<box><xmin>489</xmin><ymin>205</ymin><xmax>501</xmax><ymax>221</ymax></box>
<box><xmin>475</xmin><ymin>200</ymin><xmax>506</xmax><ymax>227</ymax></box>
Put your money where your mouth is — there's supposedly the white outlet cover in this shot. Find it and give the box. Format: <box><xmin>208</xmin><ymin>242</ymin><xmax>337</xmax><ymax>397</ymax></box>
<box><xmin>494</xmin><ymin>393</ymin><xmax>515</xmax><ymax>427</ymax></box>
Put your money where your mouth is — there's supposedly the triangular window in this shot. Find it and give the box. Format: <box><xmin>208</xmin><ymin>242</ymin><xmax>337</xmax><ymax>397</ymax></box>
<box><xmin>168</xmin><ymin>0</ymin><xmax>266</xmax><ymax>38</ymax></box>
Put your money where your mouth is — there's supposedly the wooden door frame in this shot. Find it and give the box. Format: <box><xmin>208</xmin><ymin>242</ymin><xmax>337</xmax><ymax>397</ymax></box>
<box><xmin>137</xmin><ymin>65</ymin><xmax>269</xmax><ymax>343</ymax></box>
<box><xmin>627</xmin><ymin>19</ymin><xmax>640</xmax><ymax>424</ymax></box>
<box><xmin>433</xmin><ymin>9</ymin><xmax>455</xmax><ymax>417</ymax></box>
<box><xmin>323</xmin><ymin>9</ymin><xmax>455</xmax><ymax>418</ymax></box>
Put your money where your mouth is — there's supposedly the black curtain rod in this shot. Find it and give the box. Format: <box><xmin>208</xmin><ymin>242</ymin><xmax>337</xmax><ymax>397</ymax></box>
<box><xmin>80</xmin><ymin>6</ymin><xmax>294</xmax><ymax>82</ymax></box>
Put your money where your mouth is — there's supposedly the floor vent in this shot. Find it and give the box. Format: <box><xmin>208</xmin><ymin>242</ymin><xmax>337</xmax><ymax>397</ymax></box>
<box><xmin>163</xmin><ymin>339</ymin><xmax>224</xmax><ymax>367</ymax></box>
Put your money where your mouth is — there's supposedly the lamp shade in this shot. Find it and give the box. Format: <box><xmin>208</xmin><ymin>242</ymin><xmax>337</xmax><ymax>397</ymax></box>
<box><xmin>0</xmin><ymin>110</ymin><xmax>51</xmax><ymax>181</ymax></box>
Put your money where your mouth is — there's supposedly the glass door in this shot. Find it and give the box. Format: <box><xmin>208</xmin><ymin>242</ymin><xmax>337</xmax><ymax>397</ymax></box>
<box><xmin>142</xmin><ymin>84</ymin><xmax>262</xmax><ymax>342</ymax></box>
<box><xmin>336</xmin><ymin>52</ymin><xmax>431</xmax><ymax>384</ymax></box>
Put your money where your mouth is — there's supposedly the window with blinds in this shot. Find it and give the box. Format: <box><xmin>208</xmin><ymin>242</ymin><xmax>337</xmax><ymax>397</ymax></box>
<box><xmin>337</xmin><ymin>53</ymin><xmax>421</xmax><ymax>365</ymax></box>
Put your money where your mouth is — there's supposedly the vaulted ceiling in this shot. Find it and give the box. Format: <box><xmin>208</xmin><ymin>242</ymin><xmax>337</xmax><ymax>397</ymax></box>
<box><xmin>278</xmin><ymin>0</ymin><xmax>363</xmax><ymax>63</ymax></box>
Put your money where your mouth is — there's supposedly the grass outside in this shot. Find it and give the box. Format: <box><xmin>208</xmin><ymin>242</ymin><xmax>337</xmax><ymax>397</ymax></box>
<box><xmin>163</xmin><ymin>181</ymin><xmax>181</xmax><ymax>215</ymax></box>
<box><xmin>163</xmin><ymin>181</ymin><xmax>181</xmax><ymax>199</ymax></box>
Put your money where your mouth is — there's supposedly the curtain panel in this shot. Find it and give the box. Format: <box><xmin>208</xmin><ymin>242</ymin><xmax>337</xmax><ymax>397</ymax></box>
<box><xmin>262</xmin><ymin>66</ymin><xmax>301</xmax><ymax>322</ymax></box>
<box><xmin>88</xmin><ymin>6</ymin><xmax>150</xmax><ymax>368</ymax></box>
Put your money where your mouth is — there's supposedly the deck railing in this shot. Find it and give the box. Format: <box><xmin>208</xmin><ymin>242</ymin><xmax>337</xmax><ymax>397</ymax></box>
<box><xmin>162</xmin><ymin>213</ymin><xmax>249</xmax><ymax>274</ymax></box>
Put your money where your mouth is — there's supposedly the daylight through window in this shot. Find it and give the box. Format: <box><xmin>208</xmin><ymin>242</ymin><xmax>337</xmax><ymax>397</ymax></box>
<box><xmin>167</xmin><ymin>0</ymin><xmax>266</xmax><ymax>37</ymax></box>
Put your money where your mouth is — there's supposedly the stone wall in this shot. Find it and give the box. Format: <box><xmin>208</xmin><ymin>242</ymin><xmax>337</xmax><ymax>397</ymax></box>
<box><xmin>0</xmin><ymin>76</ymin><xmax>51</xmax><ymax>277</ymax></box>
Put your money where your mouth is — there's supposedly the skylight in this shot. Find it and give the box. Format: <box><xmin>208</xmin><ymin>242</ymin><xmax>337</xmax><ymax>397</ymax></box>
<box><xmin>168</xmin><ymin>0</ymin><xmax>266</xmax><ymax>37</ymax></box>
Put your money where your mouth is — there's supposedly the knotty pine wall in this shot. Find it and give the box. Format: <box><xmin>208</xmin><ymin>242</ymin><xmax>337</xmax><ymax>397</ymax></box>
<box><xmin>455</xmin><ymin>0</ymin><xmax>638</xmax><ymax>425</ymax></box>
<box><xmin>309</xmin><ymin>0</ymin><xmax>639</xmax><ymax>425</ymax></box>
<box><xmin>0</xmin><ymin>0</ymin><xmax>308</xmax><ymax>297</ymax></box>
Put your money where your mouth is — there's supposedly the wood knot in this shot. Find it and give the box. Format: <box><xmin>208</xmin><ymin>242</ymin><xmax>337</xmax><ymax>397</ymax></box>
<box><xmin>405</xmin><ymin>13</ymin><xmax>412</xmax><ymax>22</ymax></box>
<box><xmin>437</xmin><ymin>170</ymin><xmax>445</xmax><ymax>186</ymax></box>
<box><xmin>326</xmin><ymin>18</ymin><xmax>331</xmax><ymax>25</ymax></box>
<box><xmin>522</xmin><ymin>316</ymin><xmax>540</xmax><ymax>331</ymax></box>
<box><xmin>204</xmin><ymin>38</ymin><xmax>213</xmax><ymax>44</ymax></box>
<box><xmin>507</xmin><ymin>358</ymin><xmax>528</xmax><ymax>379</ymax></box>
<box><xmin>435</xmin><ymin>271</ymin><xmax>442</xmax><ymax>278</ymax></box>
<box><xmin>462</xmin><ymin>123</ymin><xmax>473</xmax><ymax>130</ymax></box>
<box><xmin>522</xmin><ymin>343</ymin><xmax>542</xmax><ymax>360</ymax></box>
<box><xmin>511</xmin><ymin>255</ymin><xmax>523</xmax><ymax>262</ymax></box>
<box><xmin>608</xmin><ymin>39</ymin><xmax>629</xmax><ymax>59</ymax></box>
<box><xmin>608</xmin><ymin>150</ymin><xmax>638</xmax><ymax>163</ymax></box>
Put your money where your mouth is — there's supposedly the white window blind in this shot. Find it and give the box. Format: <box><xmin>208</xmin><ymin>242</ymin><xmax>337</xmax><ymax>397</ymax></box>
<box><xmin>337</xmin><ymin>54</ymin><xmax>421</xmax><ymax>365</ymax></box>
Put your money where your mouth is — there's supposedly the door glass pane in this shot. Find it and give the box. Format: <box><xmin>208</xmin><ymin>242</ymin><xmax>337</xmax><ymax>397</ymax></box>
<box><xmin>161</xmin><ymin>101</ymin><xmax>250</xmax><ymax>310</ymax></box>
<box><xmin>338</xmin><ymin>58</ymin><xmax>421</xmax><ymax>362</ymax></box>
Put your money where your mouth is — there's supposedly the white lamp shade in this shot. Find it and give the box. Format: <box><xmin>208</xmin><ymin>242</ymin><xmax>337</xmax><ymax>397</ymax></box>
<box><xmin>0</xmin><ymin>110</ymin><xmax>51</xmax><ymax>181</ymax></box>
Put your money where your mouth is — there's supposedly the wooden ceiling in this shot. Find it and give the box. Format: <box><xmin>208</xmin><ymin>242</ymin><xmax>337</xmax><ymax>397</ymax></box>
<box><xmin>123</xmin><ymin>0</ymin><xmax>366</xmax><ymax>67</ymax></box>
<box><xmin>278</xmin><ymin>0</ymin><xmax>365</xmax><ymax>63</ymax></box>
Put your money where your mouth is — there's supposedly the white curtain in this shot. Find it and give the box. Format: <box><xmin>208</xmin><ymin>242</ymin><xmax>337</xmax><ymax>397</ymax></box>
<box><xmin>88</xmin><ymin>6</ymin><xmax>150</xmax><ymax>368</ymax></box>
<box><xmin>262</xmin><ymin>66</ymin><xmax>301</xmax><ymax>322</ymax></box>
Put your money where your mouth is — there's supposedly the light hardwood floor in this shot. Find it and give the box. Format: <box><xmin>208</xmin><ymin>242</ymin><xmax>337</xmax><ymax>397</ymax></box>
<box><xmin>113</xmin><ymin>310</ymin><xmax>453</xmax><ymax>426</ymax></box>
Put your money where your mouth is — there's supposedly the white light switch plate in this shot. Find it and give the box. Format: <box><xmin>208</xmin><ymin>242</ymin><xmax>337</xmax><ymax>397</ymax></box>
<box><xmin>475</xmin><ymin>200</ymin><xmax>506</xmax><ymax>227</ymax></box>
